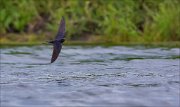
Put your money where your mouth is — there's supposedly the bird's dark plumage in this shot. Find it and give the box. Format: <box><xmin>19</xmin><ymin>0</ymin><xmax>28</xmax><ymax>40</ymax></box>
<box><xmin>49</xmin><ymin>16</ymin><xmax>65</xmax><ymax>63</ymax></box>
<box><xmin>55</xmin><ymin>16</ymin><xmax>65</xmax><ymax>41</ymax></box>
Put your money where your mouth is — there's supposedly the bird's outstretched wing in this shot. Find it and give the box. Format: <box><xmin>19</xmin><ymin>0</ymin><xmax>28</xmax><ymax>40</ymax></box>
<box><xmin>55</xmin><ymin>16</ymin><xmax>65</xmax><ymax>41</ymax></box>
<box><xmin>51</xmin><ymin>42</ymin><xmax>62</xmax><ymax>63</ymax></box>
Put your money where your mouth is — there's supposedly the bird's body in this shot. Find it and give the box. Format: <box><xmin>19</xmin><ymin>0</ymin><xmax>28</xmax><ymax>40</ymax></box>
<box><xmin>47</xmin><ymin>16</ymin><xmax>65</xmax><ymax>63</ymax></box>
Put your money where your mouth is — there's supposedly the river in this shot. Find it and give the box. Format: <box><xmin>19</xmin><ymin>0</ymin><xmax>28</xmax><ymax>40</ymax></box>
<box><xmin>0</xmin><ymin>45</ymin><xmax>179</xmax><ymax>106</ymax></box>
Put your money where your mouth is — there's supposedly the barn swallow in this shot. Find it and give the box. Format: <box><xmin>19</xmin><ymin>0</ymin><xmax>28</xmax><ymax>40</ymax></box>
<box><xmin>48</xmin><ymin>16</ymin><xmax>65</xmax><ymax>63</ymax></box>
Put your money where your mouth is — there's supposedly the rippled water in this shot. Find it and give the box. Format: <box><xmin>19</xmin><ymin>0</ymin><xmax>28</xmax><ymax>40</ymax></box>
<box><xmin>0</xmin><ymin>45</ymin><xmax>179</xmax><ymax>106</ymax></box>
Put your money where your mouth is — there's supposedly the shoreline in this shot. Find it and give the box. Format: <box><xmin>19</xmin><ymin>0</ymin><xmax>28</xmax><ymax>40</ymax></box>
<box><xmin>0</xmin><ymin>41</ymin><xmax>180</xmax><ymax>48</ymax></box>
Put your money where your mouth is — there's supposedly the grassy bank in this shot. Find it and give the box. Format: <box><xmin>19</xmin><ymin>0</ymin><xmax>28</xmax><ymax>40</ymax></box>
<box><xmin>0</xmin><ymin>34</ymin><xmax>179</xmax><ymax>48</ymax></box>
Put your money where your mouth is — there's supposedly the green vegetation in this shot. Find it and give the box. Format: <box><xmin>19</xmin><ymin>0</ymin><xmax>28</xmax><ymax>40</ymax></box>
<box><xmin>0</xmin><ymin>0</ymin><xmax>180</xmax><ymax>46</ymax></box>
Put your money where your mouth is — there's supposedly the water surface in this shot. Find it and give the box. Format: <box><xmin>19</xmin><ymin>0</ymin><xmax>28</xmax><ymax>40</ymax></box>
<box><xmin>0</xmin><ymin>46</ymin><xmax>179</xmax><ymax>106</ymax></box>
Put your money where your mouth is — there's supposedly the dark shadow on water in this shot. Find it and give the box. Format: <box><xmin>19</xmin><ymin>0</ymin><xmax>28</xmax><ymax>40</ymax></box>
<box><xmin>5</xmin><ymin>51</ymin><xmax>32</xmax><ymax>55</ymax></box>
<box><xmin>27</xmin><ymin>63</ymin><xmax>51</xmax><ymax>65</ymax></box>
<box><xmin>124</xmin><ymin>83</ymin><xmax>161</xmax><ymax>87</ymax></box>
<box><xmin>55</xmin><ymin>79</ymin><xmax>71</xmax><ymax>86</ymax></box>
<box><xmin>1</xmin><ymin>62</ymin><xmax>51</xmax><ymax>65</ymax></box>
<box><xmin>98</xmin><ymin>83</ymin><xmax>161</xmax><ymax>88</ymax></box>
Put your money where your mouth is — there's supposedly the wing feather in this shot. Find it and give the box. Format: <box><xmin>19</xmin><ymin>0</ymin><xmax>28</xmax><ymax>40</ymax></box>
<box><xmin>51</xmin><ymin>43</ymin><xmax>62</xmax><ymax>63</ymax></box>
<box><xmin>55</xmin><ymin>17</ymin><xmax>65</xmax><ymax>40</ymax></box>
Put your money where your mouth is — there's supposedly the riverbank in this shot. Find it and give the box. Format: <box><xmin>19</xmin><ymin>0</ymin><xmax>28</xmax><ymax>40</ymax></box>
<box><xmin>1</xmin><ymin>40</ymin><xmax>180</xmax><ymax>48</ymax></box>
<box><xmin>0</xmin><ymin>34</ymin><xmax>180</xmax><ymax>48</ymax></box>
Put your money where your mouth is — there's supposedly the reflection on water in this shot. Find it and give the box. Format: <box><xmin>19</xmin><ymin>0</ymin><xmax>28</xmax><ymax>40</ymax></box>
<box><xmin>0</xmin><ymin>46</ymin><xmax>179</xmax><ymax>106</ymax></box>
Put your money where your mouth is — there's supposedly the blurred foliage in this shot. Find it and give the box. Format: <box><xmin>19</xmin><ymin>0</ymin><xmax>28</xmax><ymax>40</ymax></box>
<box><xmin>0</xmin><ymin>0</ymin><xmax>179</xmax><ymax>42</ymax></box>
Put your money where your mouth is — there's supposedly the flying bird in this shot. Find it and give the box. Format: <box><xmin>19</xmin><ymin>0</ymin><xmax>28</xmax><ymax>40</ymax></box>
<box><xmin>47</xmin><ymin>16</ymin><xmax>65</xmax><ymax>63</ymax></box>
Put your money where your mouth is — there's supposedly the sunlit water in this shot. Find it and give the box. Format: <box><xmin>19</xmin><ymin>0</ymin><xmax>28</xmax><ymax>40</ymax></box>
<box><xmin>0</xmin><ymin>46</ymin><xmax>179</xmax><ymax>107</ymax></box>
